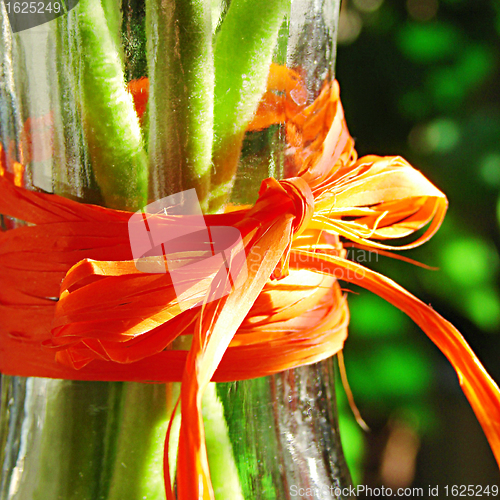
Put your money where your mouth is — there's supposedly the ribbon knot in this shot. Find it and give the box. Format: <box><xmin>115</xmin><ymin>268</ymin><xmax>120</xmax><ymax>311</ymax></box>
<box><xmin>252</xmin><ymin>176</ymin><xmax>315</xmax><ymax>237</ymax></box>
<box><xmin>279</xmin><ymin>177</ymin><xmax>314</xmax><ymax>236</ymax></box>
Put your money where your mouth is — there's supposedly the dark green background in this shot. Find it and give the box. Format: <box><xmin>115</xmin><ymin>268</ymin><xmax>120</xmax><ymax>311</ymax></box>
<box><xmin>335</xmin><ymin>0</ymin><xmax>500</xmax><ymax>492</ymax></box>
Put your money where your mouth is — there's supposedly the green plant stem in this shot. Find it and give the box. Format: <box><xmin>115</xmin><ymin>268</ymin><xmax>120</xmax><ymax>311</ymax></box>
<box><xmin>146</xmin><ymin>0</ymin><xmax>214</xmax><ymax>210</ymax></box>
<box><xmin>29</xmin><ymin>9</ymin><xmax>137</xmax><ymax>499</ymax></box>
<box><xmin>209</xmin><ymin>0</ymin><xmax>291</xmax><ymax>212</ymax></box>
<box><xmin>68</xmin><ymin>3</ymin><xmax>170</xmax><ymax>499</ymax></box>
<box><xmin>203</xmin><ymin>383</ymin><xmax>245</xmax><ymax>499</ymax></box>
<box><xmin>43</xmin><ymin>5</ymin><xmax>167</xmax><ymax>500</ymax></box>
<box><xmin>100</xmin><ymin>0</ymin><xmax>124</xmax><ymax>65</ymax></box>
<box><xmin>33</xmin><ymin>381</ymin><xmax>117</xmax><ymax>500</ymax></box>
<box><xmin>106</xmin><ymin>384</ymin><xmax>169</xmax><ymax>500</ymax></box>
<box><xmin>77</xmin><ymin>0</ymin><xmax>148</xmax><ymax>211</ymax></box>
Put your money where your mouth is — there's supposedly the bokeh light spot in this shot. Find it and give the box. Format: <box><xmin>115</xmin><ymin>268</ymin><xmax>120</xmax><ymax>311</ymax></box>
<box><xmin>399</xmin><ymin>90</ymin><xmax>431</xmax><ymax>120</ymax></box>
<box><xmin>406</xmin><ymin>0</ymin><xmax>438</xmax><ymax>22</ymax></box>
<box><xmin>425</xmin><ymin>118</ymin><xmax>460</xmax><ymax>152</ymax></box>
<box><xmin>497</xmin><ymin>196</ymin><xmax>500</xmax><ymax>228</ymax></box>
<box><xmin>349</xmin><ymin>294</ymin><xmax>407</xmax><ymax>337</ymax></box>
<box><xmin>440</xmin><ymin>237</ymin><xmax>499</xmax><ymax>287</ymax></box>
<box><xmin>465</xmin><ymin>287</ymin><xmax>500</xmax><ymax>331</ymax></box>
<box><xmin>480</xmin><ymin>153</ymin><xmax>500</xmax><ymax>187</ymax></box>
<box><xmin>408</xmin><ymin>118</ymin><xmax>460</xmax><ymax>154</ymax></box>
<box><xmin>338</xmin><ymin>8</ymin><xmax>363</xmax><ymax>45</ymax></box>
<box><xmin>458</xmin><ymin>44</ymin><xmax>495</xmax><ymax>88</ymax></box>
<box><xmin>427</xmin><ymin>67</ymin><xmax>466</xmax><ymax>109</ymax></box>
<box><xmin>349</xmin><ymin>346</ymin><xmax>431</xmax><ymax>399</ymax></box>
<box><xmin>353</xmin><ymin>0</ymin><xmax>384</xmax><ymax>13</ymax></box>
<box><xmin>398</xmin><ymin>22</ymin><xmax>461</xmax><ymax>64</ymax></box>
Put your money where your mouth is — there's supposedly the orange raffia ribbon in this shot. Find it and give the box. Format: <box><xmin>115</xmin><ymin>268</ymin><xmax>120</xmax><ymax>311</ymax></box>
<box><xmin>1</xmin><ymin>71</ymin><xmax>500</xmax><ymax>499</ymax></box>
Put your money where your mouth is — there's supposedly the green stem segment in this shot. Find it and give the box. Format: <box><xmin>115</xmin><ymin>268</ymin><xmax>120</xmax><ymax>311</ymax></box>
<box><xmin>106</xmin><ymin>384</ymin><xmax>169</xmax><ymax>500</ymax></box>
<box><xmin>33</xmin><ymin>381</ymin><xmax>118</xmax><ymax>500</ymax></box>
<box><xmin>203</xmin><ymin>383</ymin><xmax>245</xmax><ymax>499</ymax></box>
<box><xmin>100</xmin><ymin>0</ymin><xmax>125</xmax><ymax>65</ymax></box>
<box><xmin>146</xmin><ymin>0</ymin><xmax>214</xmax><ymax>210</ymax></box>
<box><xmin>210</xmin><ymin>0</ymin><xmax>290</xmax><ymax>211</ymax></box>
<box><xmin>66</xmin><ymin>4</ymin><xmax>169</xmax><ymax>499</ymax></box>
<box><xmin>46</xmin><ymin>4</ymin><xmax>163</xmax><ymax>500</ymax></box>
<box><xmin>77</xmin><ymin>0</ymin><xmax>148</xmax><ymax>211</ymax></box>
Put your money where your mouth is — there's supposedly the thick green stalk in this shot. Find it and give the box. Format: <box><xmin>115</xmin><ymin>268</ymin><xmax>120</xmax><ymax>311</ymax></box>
<box><xmin>44</xmin><ymin>5</ymin><xmax>166</xmax><ymax>500</ymax></box>
<box><xmin>77</xmin><ymin>0</ymin><xmax>148</xmax><ymax>211</ymax></box>
<box><xmin>100</xmin><ymin>0</ymin><xmax>124</xmax><ymax>65</ymax></box>
<box><xmin>28</xmin><ymin>8</ymin><xmax>140</xmax><ymax>499</ymax></box>
<box><xmin>61</xmin><ymin>4</ymin><xmax>170</xmax><ymax>499</ymax></box>
<box><xmin>203</xmin><ymin>383</ymin><xmax>245</xmax><ymax>499</ymax></box>
<box><xmin>210</xmin><ymin>0</ymin><xmax>291</xmax><ymax>211</ymax></box>
<box><xmin>106</xmin><ymin>384</ymin><xmax>169</xmax><ymax>500</ymax></box>
<box><xmin>146</xmin><ymin>0</ymin><xmax>214</xmax><ymax>210</ymax></box>
<box><xmin>32</xmin><ymin>381</ymin><xmax>116</xmax><ymax>500</ymax></box>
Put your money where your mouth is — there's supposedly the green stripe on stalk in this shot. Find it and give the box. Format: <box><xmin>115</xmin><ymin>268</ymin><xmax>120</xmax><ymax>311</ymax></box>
<box><xmin>100</xmin><ymin>0</ymin><xmax>124</xmax><ymax>65</ymax></box>
<box><xmin>32</xmin><ymin>381</ymin><xmax>116</xmax><ymax>500</ymax></box>
<box><xmin>106</xmin><ymin>384</ymin><xmax>169</xmax><ymax>500</ymax></box>
<box><xmin>203</xmin><ymin>383</ymin><xmax>245</xmax><ymax>500</ymax></box>
<box><xmin>76</xmin><ymin>0</ymin><xmax>148</xmax><ymax>211</ymax></box>
<box><xmin>146</xmin><ymin>0</ymin><xmax>214</xmax><ymax>210</ymax></box>
<box><xmin>210</xmin><ymin>0</ymin><xmax>291</xmax><ymax>212</ymax></box>
<box><xmin>209</xmin><ymin>179</ymin><xmax>236</xmax><ymax>203</ymax></box>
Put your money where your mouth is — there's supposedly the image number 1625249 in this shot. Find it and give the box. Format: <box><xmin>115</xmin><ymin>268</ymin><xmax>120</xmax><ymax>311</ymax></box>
<box><xmin>2</xmin><ymin>0</ymin><xmax>79</xmax><ymax>33</ymax></box>
<box><xmin>4</xmin><ymin>1</ymin><xmax>62</xmax><ymax>14</ymax></box>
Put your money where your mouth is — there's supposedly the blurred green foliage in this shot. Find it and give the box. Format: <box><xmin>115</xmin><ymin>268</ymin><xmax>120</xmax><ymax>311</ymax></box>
<box><xmin>335</xmin><ymin>0</ymin><xmax>500</xmax><ymax>489</ymax></box>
